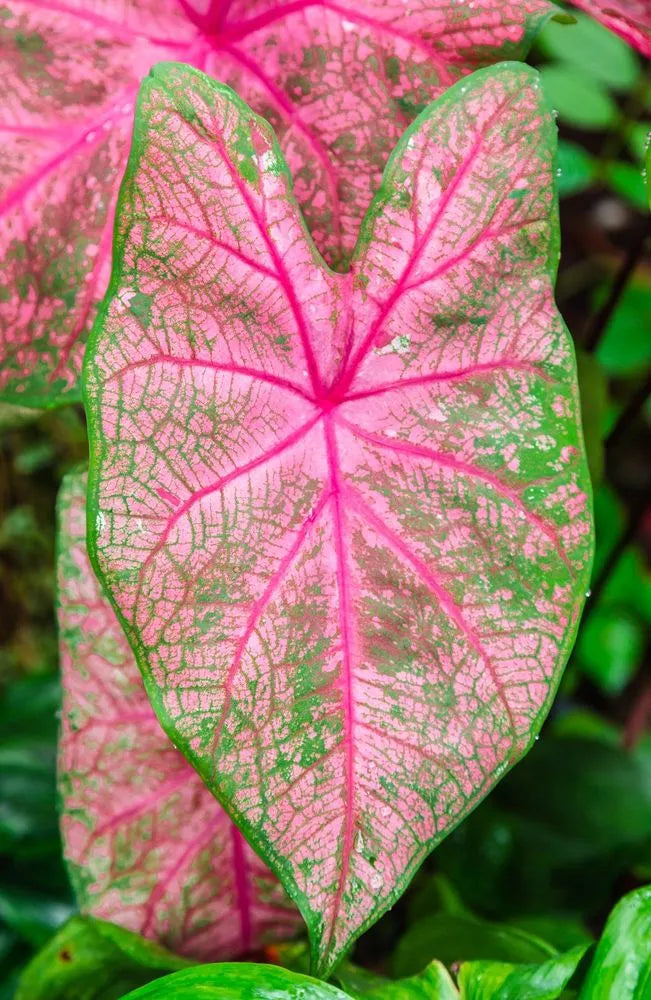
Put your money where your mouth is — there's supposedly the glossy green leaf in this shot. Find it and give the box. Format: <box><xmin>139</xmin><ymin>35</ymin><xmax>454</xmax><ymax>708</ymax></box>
<box><xmin>578</xmin><ymin>887</ymin><xmax>651</xmax><ymax>998</ymax></box>
<box><xmin>354</xmin><ymin>962</ymin><xmax>459</xmax><ymax>1000</ymax></box>
<box><xmin>537</xmin><ymin>12</ymin><xmax>640</xmax><ymax>90</ymax></box>
<box><xmin>506</xmin><ymin>915</ymin><xmax>593</xmax><ymax>953</ymax></box>
<box><xmin>595</xmin><ymin>280</ymin><xmax>651</xmax><ymax>375</ymax></box>
<box><xmin>432</xmin><ymin>731</ymin><xmax>651</xmax><ymax>921</ymax></box>
<box><xmin>556</xmin><ymin>142</ymin><xmax>597</xmax><ymax>198</ymax></box>
<box><xmin>119</xmin><ymin>963</ymin><xmax>351</xmax><ymax>1000</ymax></box>
<box><xmin>604</xmin><ymin>162</ymin><xmax>648</xmax><ymax>212</ymax></box>
<box><xmin>458</xmin><ymin>946</ymin><xmax>586</xmax><ymax>1000</ymax></box>
<box><xmin>15</xmin><ymin>916</ymin><xmax>192</xmax><ymax>1000</ymax></box>
<box><xmin>392</xmin><ymin>914</ymin><xmax>555</xmax><ymax>977</ymax></box>
<box><xmin>576</xmin><ymin>606</ymin><xmax>644</xmax><ymax>693</ymax></box>
<box><xmin>627</xmin><ymin>123</ymin><xmax>651</xmax><ymax>164</ymax></box>
<box><xmin>539</xmin><ymin>65</ymin><xmax>617</xmax><ymax>129</ymax></box>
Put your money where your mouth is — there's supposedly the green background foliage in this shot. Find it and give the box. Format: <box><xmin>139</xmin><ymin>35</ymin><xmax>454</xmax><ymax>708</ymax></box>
<box><xmin>1</xmin><ymin>7</ymin><xmax>650</xmax><ymax>999</ymax></box>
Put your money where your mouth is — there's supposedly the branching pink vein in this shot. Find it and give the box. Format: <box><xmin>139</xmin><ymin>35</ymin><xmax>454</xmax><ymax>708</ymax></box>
<box><xmin>401</xmin><ymin>216</ymin><xmax>549</xmax><ymax>294</ymax></box>
<box><xmin>13</xmin><ymin>0</ymin><xmax>192</xmax><ymax>46</ymax></box>
<box><xmin>109</xmin><ymin>354</ymin><xmax>315</xmax><ymax>402</ymax></box>
<box><xmin>211</xmin><ymin>131</ymin><xmax>323</xmax><ymax>394</ymax></box>
<box><xmin>342</xmin><ymin>483</ymin><xmax>517</xmax><ymax>738</ymax></box>
<box><xmin>337</xmin><ymin>416</ymin><xmax>572</xmax><ymax>572</ymax></box>
<box><xmin>146</xmin><ymin>214</ymin><xmax>281</xmax><ymax>280</ymax></box>
<box><xmin>339</xmin><ymin>88</ymin><xmax>529</xmax><ymax>391</ymax></box>
<box><xmin>221</xmin><ymin>0</ymin><xmax>450</xmax><ymax>76</ymax></box>
<box><xmin>141</xmin><ymin>814</ymin><xmax>222</xmax><ymax>934</ymax></box>
<box><xmin>344</xmin><ymin>359</ymin><xmax>551</xmax><ymax>401</ymax></box>
<box><xmin>212</xmin><ymin>487</ymin><xmax>331</xmax><ymax>750</ymax></box>
<box><xmin>323</xmin><ymin>416</ymin><xmax>357</xmax><ymax>951</ymax></box>
<box><xmin>141</xmin><ymin>415</ymin><xmax>320</xmax><ymax>565</ymax></box>
<box><xmin>220</xmin><ymin>43</ymin><xmax>343</xmax><ymax>253</ymax></box>
<box><xmin>89</xmin><ymin>772</ymin><xmax>188</xmax><ymax>842</ymax></box>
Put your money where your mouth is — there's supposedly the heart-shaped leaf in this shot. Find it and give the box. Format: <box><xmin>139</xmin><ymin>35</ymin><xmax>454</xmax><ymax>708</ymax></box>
<box><xmin>57</xmin><ymin>470</ymin><xmax>300</xmax><ymax>959</ymax></box>
<box><xmin>0</xmin><ymin>0</ymin><xmax>557</xmax><ymax>406</ymax></box>
<box><xmin>85</xmin><ymin>61</ymin><xmax>593</xmax><ymax>975</ymax></box>
<box><xmin>569</xmin><ymin>1</ymin><xmax>651</xmax><ymax>55</ymax></box>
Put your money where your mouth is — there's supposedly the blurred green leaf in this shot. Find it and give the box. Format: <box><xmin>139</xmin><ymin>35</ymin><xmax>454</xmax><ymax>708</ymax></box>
<box><xmin>505</xmin><ymin>915</ymin><xmax>592</xmax><ymax>953</ymax></box>
<box><xmin>627</xmin><ymin>123</ymin><xmax>651</xmax><ymax>164</ymax></box>
<box><xmin>458</xmin><ymin>946</ymin><xmax>587</xmax><ymax>1000</ymax></box>
<box><xmin>15</xmin><ymin>916</ymin><xmax>192</xmax><ymax>1000</ymax></box>
<box><xmin>391</xmin><ymin>914</ymin><xmax>555</xmax><ymax>977</ymax></box>
<box><xmin>537</xmin><ymin>13</ymin><xmax>639</xmax><ymax>91</ymax></box>
<box><xmin>556</xmin><ymin>141</ymin><xmax>597</xmax><ymax>198</ymax></box>
<box><xmin>604</xmin><ymin>161</ymin><xmax>648</xmax><ymax>213</ymax></box>
<box><xmin>120</xmin><ymin>964</ymin><xmax>350</xmax><ymax>1000</ymax></box>
<box><xmin>576</xmin><ymin>605</ymin><xmax>645</xmax><ymax>693</ymax></box>
<box><xmin>498</xmin><ymin>737</ymin><xmax>651</xmax><ymax>861</ymax></box>
<box><xmin>539</xmin><ymin>65</ymin><xmax>617</xmax><ymax>129</ymax></box>
<box><xmin>576</xmin><ymin>349</ymin><xmax>608</xmax><ymax>484</ymax></box>
<box><xmin>0</xmin><ymin>676</ymin><xmax>61</xmax><ymax>859</ymax></box>
<box><xmin>0</xmin><ymin>885</ymin><xmax>72</xmax><ymax>948</ymax></box>
<box><xmin>433</xmin><ymin>733</ymin><xmax>651</xmax><ymax>923</ymax></box>
<box><xmin>591</xmin><ymin>485</ymin><xmax>625</xmax><ymax>578</ymax></box>
<box><xmin>578</xmin><ymin>887</ymin><xmax>651</xmax><ymax>998</ymax></box>
<box><xmin>595</xmin><ymin>280</ymin><xmax>651</xmax><ymax>375</ymax></box>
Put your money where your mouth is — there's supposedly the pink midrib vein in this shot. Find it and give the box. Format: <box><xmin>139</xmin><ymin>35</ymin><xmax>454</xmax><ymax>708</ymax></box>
<box><xmin>323</xmin><ymin>416</ymin><xmax>357</xmax><ymax>952</ymax></box>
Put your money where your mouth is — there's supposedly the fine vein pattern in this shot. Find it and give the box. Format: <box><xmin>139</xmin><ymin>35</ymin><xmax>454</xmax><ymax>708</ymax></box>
<box><xmin>57</xmin><ymin>469</ymin><xmax>300</xmax><ymax>959</ymax></box>
<box><xmin>0</xmin><ymin>0</ymin><xmax>555</xmax><ymax>404</ymax></box>
<box><xmin>85</xmin><ymin>62</ymin><xmax>594</xmax><ymax>975</ymax></box>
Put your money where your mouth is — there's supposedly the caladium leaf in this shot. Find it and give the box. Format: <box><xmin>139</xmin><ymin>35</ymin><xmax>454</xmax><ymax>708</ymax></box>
<box><xmin>85</xmin><ymin>62</ymin><xmax>593</xmax><ymax>975</ymax></box>
<box><xmin>569</xmin><ymin>1</ymin><xmax>651</xmax><ymax>56</ymax></box>
<box><xmin>0</xmin><ymin>0</ymin><xmax>558</xmax><ymax>406</ymax></box>
<box><xmin>57</xmin><ymin>470</ymin><xmax>300</xmax><ymax>959</ymax></box>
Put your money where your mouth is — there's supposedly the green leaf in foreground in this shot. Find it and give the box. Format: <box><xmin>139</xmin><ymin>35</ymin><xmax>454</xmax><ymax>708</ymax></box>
<box><xmin>578</xmin><ymin>886</ymin><xmax>651</xmax><ymax>999</ymax></box>
<box><xmin>392</xmin><ymin>914</ymin><xmax>555</xmax><ymax>977</ymax></box>
<box><xmin>15</xmin><ymin>916</ymin><xmax>191</xmax><ymax>1000</ymax></box>
<box><xmin>119</xmin><ymin>963</ymin><xmax>351</xmax><ymax>1000</ymax></box>
<box><xmin>556</xmin><ymin>142</ymin><xmax>597</xmax><ymax>198</ymax></box>
<box><xmin>537</xmin><ymin>12</ymin><xmax>640</xmax><ymax>91</ymax></box>
<box><xmin>539</xmin><ymin>65</ymin><xmax>617</xmax><ymax>129</ymax></box>
<box><xmin>458</xmin><ymin>946</ymin><xmax>586</xmax><ymax>1000</ymax></box>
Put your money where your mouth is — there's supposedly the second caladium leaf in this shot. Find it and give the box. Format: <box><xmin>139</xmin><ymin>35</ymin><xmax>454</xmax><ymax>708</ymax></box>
<box><xmin>57</xmin><ymin>470</ymin><xmax>300</xmax><ymax>959</ymax></box>
<box><xmin>85</xmin><ymin>62</ymin><xmax>593</xmax><ymax>974</ymax></box>
<box><xmin>0</xmin><ymin>0</ymin><xmax>557</xmax><ymax>406</ymax></box>
<box><xmin>569</xmin><ymin>1</ymin><xmax>651</xmax><ymax>56</ymax></box>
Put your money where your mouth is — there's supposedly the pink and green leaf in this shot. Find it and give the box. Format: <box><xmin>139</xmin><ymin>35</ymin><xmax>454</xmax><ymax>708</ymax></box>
<box><xmin>568</xmin><ymin>1</ymin><xmax>651</xmax><ymax>56</ymax></box>
<box><xmin>0</xmin><ymin>0</ymin><xmax>558</xmax><ymax>406</ymax></box>
<box><xmin>57</xmin><ymin>469</ymin><xmax>301</xmax><ymax>960</ymax></box>
<box><xmin>84</xmin><ymin>62</ymin><xmax>593</xmax><ymax>975</ymax></box>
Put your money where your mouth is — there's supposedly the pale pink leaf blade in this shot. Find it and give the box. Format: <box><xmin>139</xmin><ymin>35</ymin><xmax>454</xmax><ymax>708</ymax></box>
<box><xmin>569</xmin><ymin>0</ymin><xmax>651</xmax><ymax>56</ymax></box>
<box><xmin>1</xmin><ymin>0</ymin><xmax>556</xmax><ymax>404</ymax></box>
<box><xmin>57</xmin><ymin>469</ymin><xmax>301</xmax><ymax>959</ymax></box>
<box><xmin>84</xmin><ymin>62</ymin><xmax>593</xmax><ymax>975</ymax></box>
